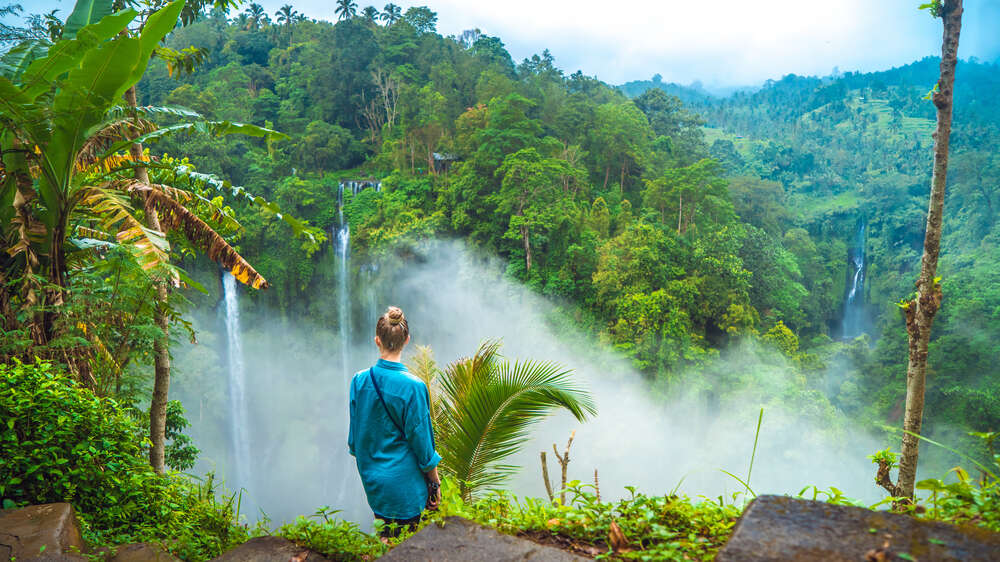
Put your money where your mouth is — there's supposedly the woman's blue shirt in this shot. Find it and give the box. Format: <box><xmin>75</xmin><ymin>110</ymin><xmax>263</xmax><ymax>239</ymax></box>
<box><xmin>348</xmin><ymin>358</ymin><xmax>441</xmax><ymax>519</ymax></box>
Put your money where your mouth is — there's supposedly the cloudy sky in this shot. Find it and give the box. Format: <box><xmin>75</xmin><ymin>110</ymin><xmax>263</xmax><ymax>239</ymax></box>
<box><xmin>6</xmin><ymin>0</ymin><xmax>999</xmax><ymax>89</ymax></box>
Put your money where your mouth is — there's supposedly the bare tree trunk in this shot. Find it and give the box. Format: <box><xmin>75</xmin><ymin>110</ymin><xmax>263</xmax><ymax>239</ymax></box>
<box><xmin>677</xmin><ymin>193</ymin><xmax>683</xmax><ymax>235</ymax></box>
<box><xmin>540</xmin><ymin>452</ymin><xmax>554</xmax><ymax>503</ymax></box>
<box><xmin>126</xmin><ymin>85</ymin><xmax>171</xmax><ymax>475</ymax></box>
<box><xmin>620</xmin><ymin>154</ymin><xmax>626</xmax><ymax>193</ymax></box>
<box><xmin>552</xmin><ymin>431</ymin><xmax>575</xmax><ymax>505</ymax></box>
<box><xmin>522</xmin><ymin>225</ymin><xmax>532</xmax><ymax>272</ymax></box>
<box><xmin>880</xmin><ymin>0</ymin><xmax>962</xmax><ymax>501</ymax></box>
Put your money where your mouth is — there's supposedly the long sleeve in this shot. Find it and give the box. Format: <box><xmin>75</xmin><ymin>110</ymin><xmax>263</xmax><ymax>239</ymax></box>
<box><xmin>403</xmin><ymin>383</ymin><xmax>441</xmax><ymax>472</ymax></box>
<box><xmin>348</xmin><ymin>375</ymin><xmax>357</xmax><ymax>456</ymax></box>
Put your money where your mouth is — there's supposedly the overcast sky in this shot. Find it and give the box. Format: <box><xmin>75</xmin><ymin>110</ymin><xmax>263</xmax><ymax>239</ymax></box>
<box><xmin>7</xmin><ymin>0</ymin><xmax>1000</xmax><ymax>88</ymax></box>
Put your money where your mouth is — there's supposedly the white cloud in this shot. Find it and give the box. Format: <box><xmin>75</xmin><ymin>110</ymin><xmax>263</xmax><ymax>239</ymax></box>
<box><xmin>9</xmin><ymin>0</ymin><xmax>996</xmax><ymax>87</ymax></box>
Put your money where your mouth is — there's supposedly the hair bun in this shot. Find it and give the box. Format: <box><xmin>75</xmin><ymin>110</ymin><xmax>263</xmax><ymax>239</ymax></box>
<box><xmin>387</xmin><ymin>306</ymin><xmax>404</xmax><ymax>326</ymax></box>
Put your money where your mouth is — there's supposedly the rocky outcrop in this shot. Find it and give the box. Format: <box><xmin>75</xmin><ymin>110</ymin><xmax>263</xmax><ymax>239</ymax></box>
<box><xmin>0</xmin><ymin>503</ymin><xmax>87</xmax><ymax>560</ymax></box>
<box><xmin>717</xmin><ymin>494</ymin><xmax>1000</xmax><ymax>561</ymax></box>
<box><xmin>380</xmin><ymin>516</ymin><xmax>589</xmax><ymax>561</ymax></box>
<box><xmin>209</xmin><ymin>536</ymin><xmax>331</xmax><ymax>562</ymax></box>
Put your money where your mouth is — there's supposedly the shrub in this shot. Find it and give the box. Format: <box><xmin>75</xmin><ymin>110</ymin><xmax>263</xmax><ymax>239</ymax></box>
<box><xmin>0</xmin><ymin>360</ymin><xmax>248</xmax><ymax>560</ymax></box>
<box><xmin>277</xmin><ymin>506</ymin><xmax>386</xmax><ymax>561</ymax></box>
<box><xmin>436</xmin><ymin>480</ymin><xmax>741</xmax><ymax>561</ymax></box>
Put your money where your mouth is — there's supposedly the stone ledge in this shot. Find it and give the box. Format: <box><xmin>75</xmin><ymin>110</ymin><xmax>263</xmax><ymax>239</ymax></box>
<box><xmin>0</xmin><ymin>503</ymin><xmax>87</xmax><ymax>561</ymax></box>
<box><xmin>381</xmin><ymin>516</ymin><xmax>589</xmax><ymax>561</ymax></box>
<box><xmin>717</xmin><ymin>494</ymin><xmax>1000</xmax><ymax>561</ymax></box>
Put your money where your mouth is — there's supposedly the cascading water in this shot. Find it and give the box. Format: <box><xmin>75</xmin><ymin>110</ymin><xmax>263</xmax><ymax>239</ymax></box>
<box><xmin>336</xmin><ymin>192</ymin><xmax>351</xmax><ymax>379</ymax></box>
<box><xmin>223</xmin><ymin>271</ymin><xmax>252</xmax><ymax>491</ymax></box>
<box><xmin>842</xmin><ymin>223</ymin><xmax>867</xmax><ymax>339</ymax></box>
<box><xmin>333</xmin><ymin>181</ymin><xmax>356</xmax><ymax>508</ymax></box>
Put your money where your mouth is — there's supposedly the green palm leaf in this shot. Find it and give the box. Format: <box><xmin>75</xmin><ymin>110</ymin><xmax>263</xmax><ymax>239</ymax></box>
<box><xmin>435</xmin><ymin>340</ymin><xmax>596</xmax><ymax>501</ymax></box>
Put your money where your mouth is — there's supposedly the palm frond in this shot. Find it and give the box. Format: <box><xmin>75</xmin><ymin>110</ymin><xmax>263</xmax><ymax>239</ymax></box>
<box><xmin>171</xmin><ymin>163</ymin><xmax>323</xmax><ymax>247</ymax></box>
<box><xmin>99</xmin><ymin>104</ymin><xmax>203</xmax><ymax>123</ymax></box>
<box><xmin>435</xmin><ymin>340</ymin><xmax>596</xmax><ymax>500</ymax></box>
<box><xmin>408</xmin><ymin>344</ymin><xmax>445</xmax><ymax>423</ymax></box>
<box><xmin>118</xmin><ymin>179</ymin><xmax>269</xmax><ymax>289</ymax></box>
<box><xmin>78</xmin><ymin>184</ymin><xmax>170</xmax><ymax>272</ymax></box>
<box><xmin>76</xmin><ymin>119</ymin><xmax>156</xmax><ymax>171</ymax></box>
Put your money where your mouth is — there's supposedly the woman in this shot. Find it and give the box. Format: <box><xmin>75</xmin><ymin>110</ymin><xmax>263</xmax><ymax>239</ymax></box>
<box><xmin>348</xmin><ymin>306</ymin><xmax>441</xmax><ymax>539</ymax></box>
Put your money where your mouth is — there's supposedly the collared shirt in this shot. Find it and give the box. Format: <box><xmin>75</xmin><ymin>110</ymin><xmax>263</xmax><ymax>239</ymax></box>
<box><xmin>348</xmin><ymin>358</ymin><xmax>442</xmax><ymax>519</ymax></box>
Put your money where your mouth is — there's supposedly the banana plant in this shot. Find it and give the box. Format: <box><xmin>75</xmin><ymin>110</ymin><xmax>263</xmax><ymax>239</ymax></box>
<box><xmin>0</xmin><ymin>0</ymin><xmax>320</xmax><ymax>349</ymax></box>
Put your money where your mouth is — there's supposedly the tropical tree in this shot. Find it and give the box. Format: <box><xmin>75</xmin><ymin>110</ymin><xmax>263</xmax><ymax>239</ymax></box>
<box><xmin>334</xmin><ymin>0</ymin><xmax>357</xmax><ymax>21</ymax></box>
<box><xmin>276</xmin><ymin>4</ymin><xmax>298</xmax><ymax>27</ymax></box>
<box><xmin>379</xmin><ymin>2</ymin><xmax>401</xmax><ymax>24</ymax></box>
<box><xmin>403</xmin><ymin>6</ymin><xmax>437</xmax><ymax>34</ymax></box>
<box><xmin>274</xmin><ymin>4</ymin><xmax>298</xmax><ymax>45</ymax></box>
<box><xmin>243</xmin><ymin>3</ymin><xmax>267</xmax><ymax>30</ymax></box>
<box><xmin>410</xmin><ymin>341</ymin><xmax>596</xmax><ymax>502</ymax></box>
<box><xmin>496</xmin><ymin>147</ymin><xmax>583</xmax><ymax>272</ymax></box>
<box><xmin>0</xmin><ymin>0</ymin><xmax>319</xmax><ymax>472</ymax></box>
<box><xmin>361</xmin><ymin>5</ymin><xmax>378</xmax><ymax>23</ymax></box>
<box><xmin>875</xmin><ymin>0</ymin><xmax>964</xmax><ymax>502</ymax></box>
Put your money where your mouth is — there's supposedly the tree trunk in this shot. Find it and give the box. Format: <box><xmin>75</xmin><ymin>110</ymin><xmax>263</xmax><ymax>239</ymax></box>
<box><xmin>522</xmin><ymin>224</ymin><xmax>532</xmax><ymax>272</ymax></box>
<box><xmin>620</xmin><ymin>154</ymin><xmax>626</xmax><ymax>193</ymax></box>
<box><xmin>126</xmin><ymin>85</ymin><xmax>171</xmax><ymax>475</ymax></box>
<box><xmin>603</xmin><ymin>166</ymin><xmax>610</xmax><ymax>190</ymax></box>
<box><xmin>677</xmin><ymin>193</ymin><xmax>683</xmax><ymax>235</ymax></box>
<box><xmin>896</xmin><ymin>0</ymin><xmax>963</xmax><ymax>500</ymax></box>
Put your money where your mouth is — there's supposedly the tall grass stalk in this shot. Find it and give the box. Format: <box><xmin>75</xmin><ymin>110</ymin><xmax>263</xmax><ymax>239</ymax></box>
<box><xmin>746</xmin><ymin>408</ymin><xmax>764</xmax><ymax>490</ymax></box>
<box><xmin>719</xmin><ymin>408</ymin><xmax>764</xmax><ymax>502</ymax></box>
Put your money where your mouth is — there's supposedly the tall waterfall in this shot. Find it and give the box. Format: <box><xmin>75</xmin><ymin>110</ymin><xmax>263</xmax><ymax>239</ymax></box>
<box><xmin>336</xmin><ymin>201</ymin><xmax>351</xmax><ymax>379</ymax></box>
<box><xmin>223</xmin><ymin>271</ymin><xmax>251</xmax><ymax>490</ymax></box>
<box><xmin>333</xmin><ymin>181</ymin><xmax>354</xmax><ymax>508</ymax></box>
<box><xmin>842</xmin><ymin>223</ymin><xmax>867</xmax><ymax>339</ymax></box>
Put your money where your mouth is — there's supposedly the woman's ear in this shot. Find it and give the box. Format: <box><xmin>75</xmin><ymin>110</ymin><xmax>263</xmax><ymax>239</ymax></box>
<box><xmin>374</xmin><ymin>336</ymin><xmax>382</xmax><ymax>349</ymax></box>
<box><xmin>405</xmin><ymin>334</ymin><xmax>411</xmax><ymax>345</ymax></box>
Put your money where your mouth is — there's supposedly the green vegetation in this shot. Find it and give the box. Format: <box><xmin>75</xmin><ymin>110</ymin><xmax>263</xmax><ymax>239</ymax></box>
<box><xmin>278</xmin><ymin>479</ymin><xmax>741</xmax><ymax>561</ymax></box>
<box><xmin>132</xmin><ymin>4</ymin><xmax>999</xmax><ymax>467</ymax></box>
<box><xmin>0</xmin><ymin>361</ymin><xmax>250</xmax><ymax>560</ymax></box>
<box><xmin>409</xmin><ymin>341</ymin><xmax>596</xmax><ymax>501</ymax></box>
<box><xmin>1</xmin><ymin>0</ymin><xmax>998</xmax><ymax>559</ymax></box>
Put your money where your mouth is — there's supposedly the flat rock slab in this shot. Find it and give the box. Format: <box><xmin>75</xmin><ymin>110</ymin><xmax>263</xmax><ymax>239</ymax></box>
<box><xmin>0</xmin><ymin>503</ymin><xmax>86</xmax><ymax>560</ymax></box>
<box><xmin>717</xmin><ymin>494</ymin><xmax>1000</xmax><ymax>561</ymax></box>
<box><xmin>210</xmin><ymin>536</ymin><xmax>330</xmax><ymax>562</ymax></box>
<box><xmin>380</xmin><ymin>516</ymin><xmax>589</xmax><ymax>562</ymax></box>
<box><xmin>93</xmin><ymin>543</ymin><xmax>182</xmax><ymax>562</ymax></box>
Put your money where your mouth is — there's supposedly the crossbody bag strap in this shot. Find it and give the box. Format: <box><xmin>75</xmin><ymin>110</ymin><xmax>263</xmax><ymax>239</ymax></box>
<box><xmin>369</xmin><ymin>367</ymin><xmax>406</xmax><ymax>438</ymax></box>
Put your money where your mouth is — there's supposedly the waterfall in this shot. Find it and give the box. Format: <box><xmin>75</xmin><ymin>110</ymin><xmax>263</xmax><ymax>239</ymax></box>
<box><xmin>842</xmin><ymin>223</ymin><xmax>867</xmax><ymax>339</ymax></box>
<box><xmin>223</xmin><ymin>271</ymin><xmax>252</xmax><ymax>491</ymax></box>
<box><xmin>333</xmin><ymin>182</ymin><xmax>353</xmax><ymax>507</ymax></box>
<box><xmin>336</xmin><ymin>186</ymin><xmax>352</xmax><ymax>378</ymax></box>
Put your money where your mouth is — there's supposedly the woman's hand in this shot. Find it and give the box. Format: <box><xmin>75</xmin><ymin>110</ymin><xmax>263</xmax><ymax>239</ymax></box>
<box><xmin>426</xmin><ymin>482</ymin><xmax>440</xmax><ymax>511</ymax></box>
<box><xmin>425</xmin><ymin>467</ymin><xmax>441</xmax><ymax>511</ymax></box>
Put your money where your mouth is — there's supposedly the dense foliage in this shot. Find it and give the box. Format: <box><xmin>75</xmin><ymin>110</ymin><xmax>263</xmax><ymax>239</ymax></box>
<box><xmin>135</xmin><ymin>4</ymin><xmax>1000</xmax><ymax>461</ymax></box>
<box><xmin>0</xmin><ymin>361</ymin><xmax>249</xmax><ymax>560</ymax></box>
<box><xmin>636</xmin><ymin>58</ymin><xmax>1000</xmax><ymax>457</ymax></box>
<box><xmin>1</xmin><ymin>0</ymin><xmax>998</xmax><ymax>558</ymax></box>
